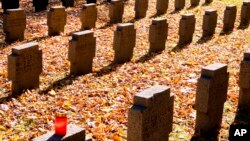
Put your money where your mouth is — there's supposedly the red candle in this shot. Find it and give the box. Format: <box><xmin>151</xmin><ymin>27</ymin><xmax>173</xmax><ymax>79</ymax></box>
<box><xmin>55</xmin><ymin>111</ymin><xmax>67</xmax><ymax>136</ymax></box>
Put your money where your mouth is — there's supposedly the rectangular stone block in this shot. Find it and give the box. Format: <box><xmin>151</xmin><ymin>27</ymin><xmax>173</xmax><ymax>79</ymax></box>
<box><xmin>149</xmin><ymin>18</ymin><xmax>168</xmax><ymax>53</ymax></box>
<box><xmin>33</xmin><ymin>0</ymin><xmax>48</xmax><ymax>12</ymax></box>
<box><xmin>175</xmin><ymin>0</ymin><xmax>185</xmax><ymax>11</ymax></box>
<box><xmin>109</xmin><ymin>0</ymin><xmax>124</xmax><ymax>23</ymax></box>
<box><xmin>113</xmin><ymin>23</ymin><xmax>136</xmax><ymax>63</ymax></box>
<box><xmin>80</xmin><ymin>4</ymin><xmax>97</xmax><ymax>30</ymax></box>
<box><xmin>240</xmin><ymin>1</ymin><xmax>250</xmax><ymax>26</ymax></box>
<box><xmin>3</xmin><ymin>8</ymin><xmax>26</xmax><ymax>42</ymax></box>
<box><xmin>202</xmin><ymin>9</ymin><xmax>217</xmax><ymax>37</ymax></box>
<box><xmin>135</xmin><ymin>0</ymin><xmax>148</xmax><ymax>19</ymax></box>
<box><xmin>178</xmin><ymin>14</ymin><xmax>196</xmax><ymax>45</ymax></box>
<box><xmin>128</xmin><ymin>85</ymin><xmax>174</xmax><ymax>141</ymax></box>
<box><xmin>223</xmin><ymin>5</ymin><xmax>237</xmax><ymax>32</ymax></box>
<box><xmin>8</xmin><ymin>42</ymin><xmax>42</xmax><ymax>95</ymax></box>
<box><xmin>47</xmin><ymin>6</ymin><xmax>67</xmax><ymax>36</ymax></box>
<box><xmin>191</xmin><ymin>0</ymin><xmax>200</xmax><ymax>7</ymax></box>
<box><xmin>194</xmin><ymin>63</ymin><xmax>229</xmax><ymax>137</ymax></box>
<box><xmin>156</xmin><ymin>0</ymin><xmax>169</xmax><ymax>15</ymax></box>
<box><xmin>68</xmin><ymin>30</ymin><xmax>96</xmax><ymax>75</ymax></box>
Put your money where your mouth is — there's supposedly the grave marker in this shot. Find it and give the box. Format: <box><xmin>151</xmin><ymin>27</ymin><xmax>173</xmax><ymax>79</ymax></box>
<box><xmin>178</xmin><ymin>14</ymin><xmax>196</xmax><ymax>45</ymax></box>
<box><xmin>223</xmin><ymin>5</ymin><xmax>237</xmax><ymax>32</ymax></box>
<box><xmin>61</xmin><ymin>0</ymin><xmax>74</xmax><ymax>7</ymax></box>
<box><xmin>127</xmin><ymin>85</ymin><xmax>174</xmax><ymax>141</ymax></box>
<box><xmin>113</xmin><ymin>23</ymin><xmax>136</xmax><ymax>63</ymax></box>
<box><xmin>109</xmin><ymin>0</ymin><xmax>124</xmax><ymax>23</ymax></box>
<box><xmin>47</xmin><ymin>6</ymin><xmax>67</xmax><ymax>36</ymax></box>
<box><xmin>202</xmin><ymin>9</ymin><xmax>217</xmax><ymax>37</ymax></box>
<box><xmin>33</xmin><ymin>0</ymin><xmax>48</xmax><ymax>12</ymax></box>
<box><xmin>175</xmin><ymin>0</ymin><xmax>185</xmax><ymax>11</ymax></box>
<box><xmin>191</xmin><ymin>0</ymin><xmax>200</xmax><ymax>7</ymax></box>
<box><xmin>80</xmin><ymin>4</ymin><xmax>97</xmax><ymax>30</ymax></box>
<box><xmin>1</xmin><ymin>0</ymin><xmax>19</xmax><ymax>13</ymax></box>
<box><xmin>149</xmin><ymin>18</ymin><xmax>168</xmax><ymax>53</ymax></box>
<box><xmin>240</xmin><ymin>1</ymin><xmax>250</xmax><ymax>27</ymax></box>
<box><xmin>194</xmin><ymin>63</ymin><xmax>229</xmax><ymax>138</ymax></box>
<box><xmin>68</xmin><ymin>30</ymin><xmax>96</xmax><ymax>75</ymax></box>
<box><xmin>135</xmin><ymin>0</ymin><xmax>148</xmax><ymax>19</ymax></box>
<box><xmin>156</xmin><ymin>0</ymin><xmax>169</xmax><ymax>15</ymax></box>
<box><xmin>8</xmin><ymin>42</ymin><xmax>42</xmax><ymax>95</ymax></box>
<box><xmin>3</xmin><ymin>8</ymin><xmax>26</xmax><ymax>42</ymax></box>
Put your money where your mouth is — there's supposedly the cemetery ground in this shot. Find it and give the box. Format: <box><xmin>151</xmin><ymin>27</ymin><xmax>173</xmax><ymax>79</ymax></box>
<box><xmin>0</xmin><ymin>0</ymin><xmax>249</xmax><ymax>140</ymax></box>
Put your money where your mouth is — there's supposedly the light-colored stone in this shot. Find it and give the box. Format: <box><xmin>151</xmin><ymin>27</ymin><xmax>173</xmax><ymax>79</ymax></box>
<box><xmin>80</xmin><ymin>3</ymin><xmax>97</xmax><ymax>30</ymax></box>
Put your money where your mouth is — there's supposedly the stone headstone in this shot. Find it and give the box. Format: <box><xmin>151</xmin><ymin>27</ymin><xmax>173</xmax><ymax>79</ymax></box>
<box><xmin>33</xmin><ymin>0</ymin><xmax>48</xmax><ymax>12</ymax></box>
<box><xmin>240</xmin><ymin>1</ymin><xmax>250</xmax><ymax>27</ymax></box>
<box><xmin>191</xmin><ymin>0</ymin><xmax>200</xmax><ymax>7</ymax></box>
<box><xmin>202</xmin><ymin>9</ymin><xmax>217</xmax><ymax>37</ymax></box>
<box><xmin>68</xmin><ymin>30</ymin><xmax>96</xmax><ymax>75</ymax></box>
<box><xmin>86</xmin><ymin>0</ymin><xmax>97</xmax><ymax>3</ymax></box>
<box><xmin>1</xmin><ymin>0</ymin><xmax>19</xmax><ymax>13</ymax></box>
<box><xmin>109</xmin><ymin>0</ymin><xmax>124</xmax><ymax>23</ymax></box>
<box><xmin>127</xmin><ymin>85</ymin><xmax>174</xmax><ymax>141</ymax></box>
<box><xmin>223</xmin><ymin>5</ymin><xmax>237</xmax><ymax>32</ymax></box>
<box><xmin>113</xmin><ymin>23</ymin><xmax>136</xmax><ymax>63</ymax></box>
<box><xmin>47</xmin><ymin>6</ymin><xmax>67</xmax><ymax>36</ymax></box>
<box><xmin>8</xmin><ymin>42</ymin><xmax>42</xmax><ymax>95</ymax></box>
<box><xmin>32</xmin><ymin>124</ymin><xmax>92</xmax><ymax>141</ymax></box>
<box><xmin>61</xmin><ymin>0</ymin><xmax>74</xmax><ymax>7</ymax></box>
<box><xmin>178</xmin><ymin>14</ymin><xmax>196</xmax><ymax>45</ymax></box>
<box><xmin>156</xmin><ymin>0</ymin><xmax>169</xmax><ymax>15</ymax></box>
<box><xmin>194</xmin><ymin>63</ymin><xmax>229</xmax><ymax>138</ymax></box>
<box><xmin>175</xmin><ymin>0</ymin><xmax>185</xmax><ymax>11</ymax></box>
<box><xmin>238</xmin><ymin>51</ymin><xmax>250</xmax><ymax>108</ymax></box>
<box><xmin>3</xmin><ymin>9</ymin><xmax>26</xmax><ymax>42</ymax></box>
<box><xmin>135</xmin><ymin>0</ymin><xmax>148</xmax><ymax>19</ymax></box>
<box><xmin>149</xmin><ymin>18</ymin><xmax>168</xmax><ymax>53</ymax></box>
<box><xmin>80</xmin><ymin>4</ymin><xmax>97</xmax><ymax>30</ymax></box>
<box><xmin>205</xmin><ymin>0</ymin><xmax>213</xmax><ymax>4</ymax></box>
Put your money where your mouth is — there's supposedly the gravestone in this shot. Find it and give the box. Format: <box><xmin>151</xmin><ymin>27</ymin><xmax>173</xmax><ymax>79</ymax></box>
<box><xmin>223</xmin><ymin>5</ymin><xmax>237</xmax><ymax>32</ymax></box>
<box><xmin>202</xmin><ymin>9</ymin><xmax>217</xmax><ymax>37</ymax></box>
<box><xmin>109</xmin><ymin>0</ymin><xmax>124</xmax><ymax>23</ymax></box>
<box><xmin>33</xmin><ymin>0</ymin><xmax>49</xmax><ymax>12</ymax></box>
<box><xmin>68</xmin><ymin>30</ymin><xmax>96</xmax><ymax>75</ymax></box>
<box><xmin>149</xmin><ymin>18</ymin><xmax>168</xmax><ymax>53</ymax></box>
<box><xmin>86</xmin><ymin>0</ymin><xmax>97</xmax><ymax>3</ymax></box>
<box><xmin>240</xmin><ymin>1</ymin><xmax>250</xmax><ymax>27</ymax></box>
<box><xmin>127</xmin><ymin>85</ymin><xmax>174</xmax><ymax>141</ymax></box>
<box><xmin>205</xmin><ymin>0</ymin><xmax>213</xmax><ymax>4</ymax></box>
<box><xmin>8</xmin><ymin>42</ymin><xmax>42</xmax><ymax>95</ymax></box>
<box><xmin>47</xmin><ymin>6</ymin><xmax>67</xmax><ymax>36</ymax></box>
<box><xmin>32</xmin><ymin>124</ymin><xmax>92</xmax><ymax>141</ymax></box>
<box><xmin>175</xmin><ymin>0</ymin><xmax>185</xmax><ymax>11</ymax></box>
<box><xmin>1</xmin><ymin>0</ymin><xmax>19</xmax><ymax>13</ymax></box>
<box><xmin>191</xmin><ymin>0</ymin><xmax>200</xmax><ymax>7</ymax></box>
<box><xmin>3</xmin><ymin>9</ymin><xmax>26</xmax><ymax>42</ymax></box>
<box><xmin>61</xmin><ymin>0</ymin><xmax>74</xmax><ymax>7</ymax></box>
<box><xmin>156</xmin><ymin>0</ymin><xmax>169</xmax><ymax>15</ymax></box>
<box><xmin>178</xmin><ymin>14</ymin><xmax>196</xmax><ymax>45</ymax></box>
<box><xmin>80</xmin><ymin>4</ymin><xmax>97</xmax><ymax>30</ymax></box>
<box><xmin>194</xmin><ymin>63</ymin><xmax>229</xmax><ymax>138</ymax></box>
<box><xmin>135</xmin><ymin>0</ymin><xmax>148</xmax><ymax>19</ymax></box>
<box><xmin>113</xmin><ymin>23</ymin><xmax>136</xmax><ymax>63</ymax></box>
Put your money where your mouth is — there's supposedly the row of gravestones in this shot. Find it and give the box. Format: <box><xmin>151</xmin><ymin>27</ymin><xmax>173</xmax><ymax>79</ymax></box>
<box><xmin>32</xmin><ymin>55</ymin><xmax>250</xmax><ymax>140</ymax></box>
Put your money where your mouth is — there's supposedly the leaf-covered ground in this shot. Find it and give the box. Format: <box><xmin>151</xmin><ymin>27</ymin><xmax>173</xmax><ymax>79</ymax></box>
<box><xmin>0</xmin><ymin>0</ymin><xmax>248</xmax><ymax>140</ymax></box>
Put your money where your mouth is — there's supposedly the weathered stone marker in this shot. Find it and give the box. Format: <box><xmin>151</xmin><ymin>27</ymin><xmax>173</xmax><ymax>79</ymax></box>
<box><xmin>156</xmin><ymin>0</ymin><xmax>169</xmax><ymax>15</ymax></box>
<box><xmin>135</xmin><ymin>0</ymin><xmax>148</xmax><ymax>19</ymax></box>
<box><xmin>113</xmin><ymin>23</ymin><xmax>136</xmax><ymax>63</ymax></box>
<box><xmin>32</xmin><ymin>124</ymin><xmax>92</xmax><ymax>141</ymax></box>
<box><xmin>8</xmin><ymin>42</ymin><xmax>42</xmax><ymax>95</ymax></box>
<box><xmin>68</xmin><ymin>30</ymin><xmax>96</xmax><ymax>75</ymax></box>
<box><xmin>178</xmin><ymin>14</ymin><xmax>196</xmax><ymax>45</ymax></box>
<box><xmin>205</xmin><ymin>0</ymin><xmax>213</xmax><ymax>4</ymax></box>
<box><xmin>191</xmin><ymin>0</ymin><xmax>200</xmax><ymax>7</ymax></box>
<box><xmin>47</xmin><ymin>6</ymin><xmax>67</xmax><ymax>36</ymax></box>
<box><xmin>175</xmin><ymin>0</ymin><xmax>185</xmax><ymax>11</ymax></box>
<box><xmin>149</xmin><ymin>18</ymin><xmax>168</xmax><ymax>53</ymax></box>
<box><xmin>61</xmin><ymin>0</ymin><xmax>74</xmax><ymax>7</ymax></box>
<box><xmin>223</xmin><ymin>5</ymin><xmax>237</xmax><ymax>32</ymax></box>
<box><xmin>1</xmin><ymin>0</ymin><xmax>19</xmax><ymax>13</ymax></box>
<box><xmin>80</xmin><ymin>4</ymin><xmax>97</xmax><ymax>30</ymax></box>
<box><xmin>33</xmin><ymin>0</ymin><xmax>48</xmax><ymax>12</ymax></box>
<box><xmin>127</xmin><ymin>85</ymin><xmax>174</xmax><ymax>141</ymax></box>
<box><xmin>240</xmin><ymin>1</ymin><xmax>250</xmax><ymax>27</ymax></box>
<box><xmin>238</xmin><ymin>51</ymin><xmax>250</xmax><ymax>108</ymax></box>
<box><xmin>3</xmin><ymin>9</ymin><xmax>26</xmax><ymax>42</ymax></box>
<box><xmin>202</xmin><ymin>9</ymin><xmax>217</xmax><ymax>37</ymax></box>
<box><xmin>194</xmin><ymin>63</ymin><xmax>229</xmax><ymax>138</ymax></box>
<box><xmin>109</xmin><ymin>0</ymin><xmax>124</xmax><ymax>23</ymax></box>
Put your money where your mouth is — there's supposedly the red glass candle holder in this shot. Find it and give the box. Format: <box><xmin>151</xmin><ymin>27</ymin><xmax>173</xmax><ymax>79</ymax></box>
<box><xmin>55</xmin><ymin>111</ymin><xmax>67</xmax><ymax>136</ymax></box>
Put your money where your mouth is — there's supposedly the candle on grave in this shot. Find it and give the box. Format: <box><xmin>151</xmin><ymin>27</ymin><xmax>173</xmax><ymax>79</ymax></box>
<box><xmin>55</xmin><ymin>111</ymin><xmax>67</xmax><ymax>136</ymax></box>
